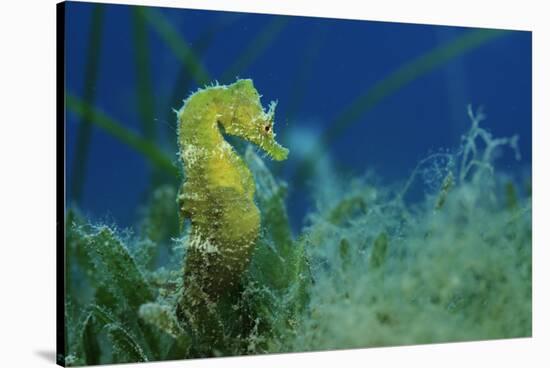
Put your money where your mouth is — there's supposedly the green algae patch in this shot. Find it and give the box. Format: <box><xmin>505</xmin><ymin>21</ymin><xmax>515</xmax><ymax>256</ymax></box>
<box><xmin>64</xmin><ymin>99</ymin><xmax>530</xmax><ymax>365</ymax></box>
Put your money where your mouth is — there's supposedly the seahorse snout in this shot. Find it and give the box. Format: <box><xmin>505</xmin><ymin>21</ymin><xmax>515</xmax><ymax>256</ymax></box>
<box><xmin>261</xmin><ymin>138</ymin><xmax>289</xmax><ymax>161</ymax></box>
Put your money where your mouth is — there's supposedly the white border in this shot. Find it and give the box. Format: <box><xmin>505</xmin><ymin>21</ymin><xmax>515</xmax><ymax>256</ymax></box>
<box><xmin>1</xmin><ymin>0</ymin><xmax>547</xmax><ymax>367</ymax></box>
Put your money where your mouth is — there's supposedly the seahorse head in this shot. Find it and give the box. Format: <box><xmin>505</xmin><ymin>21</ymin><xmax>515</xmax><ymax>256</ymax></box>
<box><xmin>220</xmin><ymin>79</ymin><xmax>289</xmax><ymax>161</ymax></box>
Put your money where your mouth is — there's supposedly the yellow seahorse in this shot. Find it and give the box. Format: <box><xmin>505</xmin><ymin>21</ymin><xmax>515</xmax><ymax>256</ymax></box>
<box><xmin>175</xmin><ymin>79</ymin><xmax>288</xmax><ymax>344</ymax></box>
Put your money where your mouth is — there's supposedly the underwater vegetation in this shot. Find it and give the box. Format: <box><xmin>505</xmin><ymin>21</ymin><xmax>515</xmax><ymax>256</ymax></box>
<box><xmin>62</xmin><ymin>4</ymin><xmax>531</xmax><ymax>366</ymax></box>
<box><xmin>288</xmin><ymin>106</ymin><xmax>530</xmax><ymax>350</ymax></box>
<box><xmin>64</xmin><ymin>99</ymin><xmax>531</xmax><ymax>365</ymax></box>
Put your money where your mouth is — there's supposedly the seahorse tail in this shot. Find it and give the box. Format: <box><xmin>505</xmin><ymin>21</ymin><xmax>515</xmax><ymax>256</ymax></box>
<box><xmin>177</xmin><ymin>206</ymin><xmax>259</xmax><ymax>350</ymax></box>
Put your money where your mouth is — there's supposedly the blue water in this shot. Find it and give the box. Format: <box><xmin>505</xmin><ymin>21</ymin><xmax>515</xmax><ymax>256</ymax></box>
<box><xmin>65</xmin><ymin>1</ymin><xmax>532</xmax><ymax>232</ymax></box>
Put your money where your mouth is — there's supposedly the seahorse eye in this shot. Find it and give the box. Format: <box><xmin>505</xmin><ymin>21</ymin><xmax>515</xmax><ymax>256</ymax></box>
<box><xmin>264</xmin><ymin>124</ymin><xmax>271</xmax><ymax>133</ymax></box>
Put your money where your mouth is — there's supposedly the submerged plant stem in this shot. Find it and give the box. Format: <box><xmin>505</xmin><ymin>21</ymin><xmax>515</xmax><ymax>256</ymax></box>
<box><xmin>66</xmin><ymin>94</ymin><xmax>179</xmax><ymax>177</ymax></box>
<box><xmin>69</xmin><ymin>4</ymin><xmax>104</xmax><ymax>201</ymax></box>
<box><xmin>293</xmin><ymin>28</ymin><xmax>510</xmax><ymax>185</ymax></box>
<box><xmin>221</xmin><ymin>16</ymin><xmax>289</xmax><ymax>83</ymax></box>
<box><xmin>132</xmin><ymin>7</ymin><xmax>156</xmax><ymax>142</ymax></box>
<box><xmin>141</xmin><ymin>8</ymin><xmax>210</xmax><ymax>86</ymax></box>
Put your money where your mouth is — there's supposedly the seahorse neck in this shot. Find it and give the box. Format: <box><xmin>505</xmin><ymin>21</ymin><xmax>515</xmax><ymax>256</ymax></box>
<box><xmin>178</xmin><ymin>96</ymin><xmax>243</xmax><ymax>181</ymax></box>
<box><xmin>179</xmin><ymin>106</ymin><xmax>222</xmax><ymax>150</ymax></box>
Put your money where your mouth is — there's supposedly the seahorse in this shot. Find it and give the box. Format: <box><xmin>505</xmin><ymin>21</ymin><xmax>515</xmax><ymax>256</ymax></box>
<box><xmin>175</xmin><ymin>79</ymin><xmax>288</xmax><ymax>347</ymax></box>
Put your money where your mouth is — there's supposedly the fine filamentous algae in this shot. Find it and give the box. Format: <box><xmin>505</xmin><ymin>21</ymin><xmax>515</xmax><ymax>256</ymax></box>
<box><xmin>65</xmin><ymin>81</ymin><xmax>531</xmax><ymax>365</ymax></box>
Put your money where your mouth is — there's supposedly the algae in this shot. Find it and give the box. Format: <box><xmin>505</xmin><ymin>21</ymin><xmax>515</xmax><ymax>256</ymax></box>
<box><xmin>64</xmin><ymin>103</ymin><xmax>531</xmax><ymax>365</ymax></box>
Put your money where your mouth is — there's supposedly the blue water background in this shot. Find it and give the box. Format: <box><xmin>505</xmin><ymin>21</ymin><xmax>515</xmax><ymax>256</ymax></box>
<box><xmin>65</xmin><ymin>1</ymin><xmax>532</xmax><ymax>233</ymax></box>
